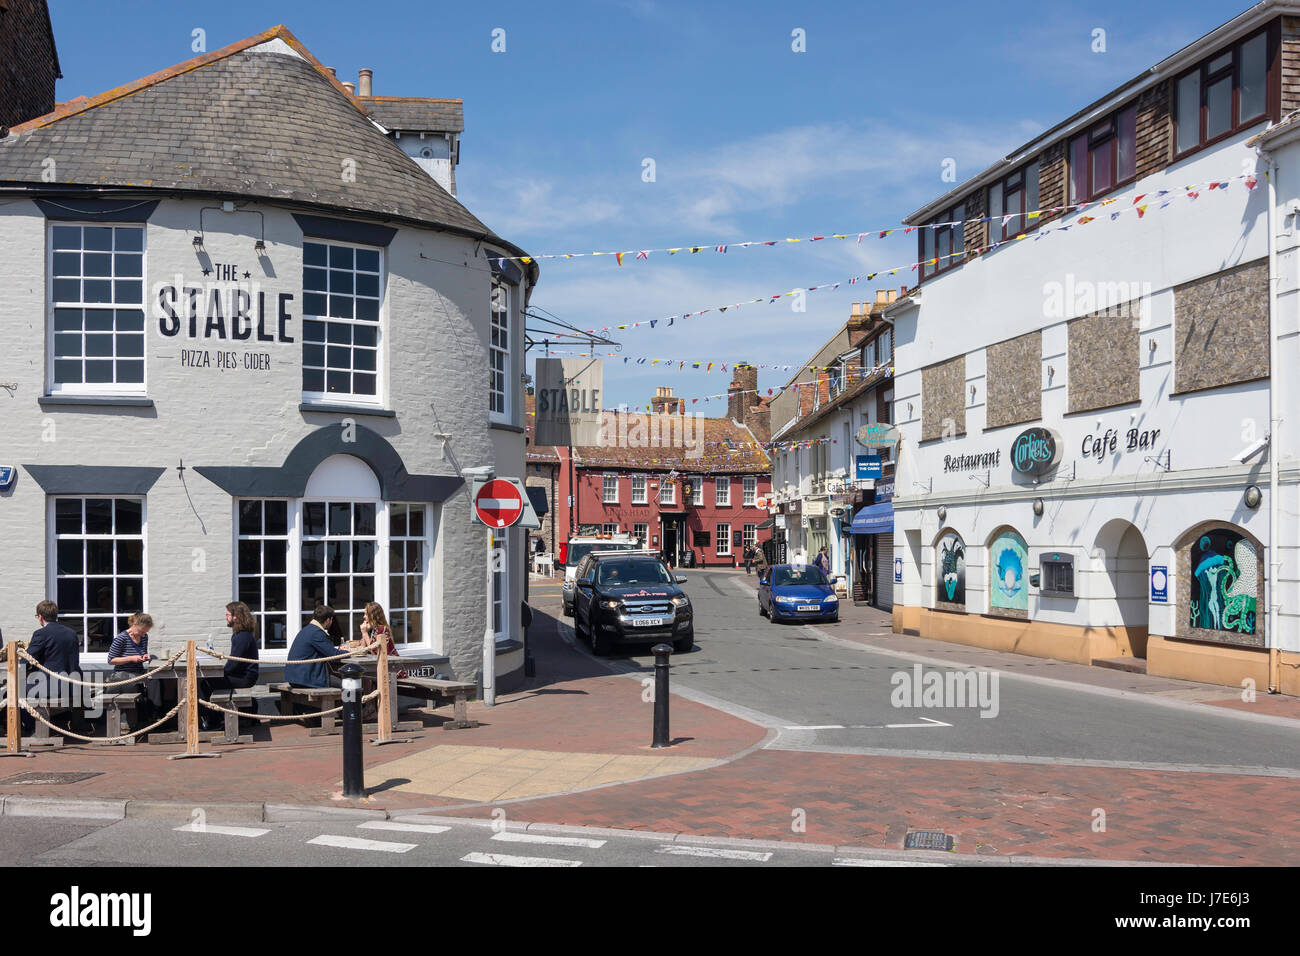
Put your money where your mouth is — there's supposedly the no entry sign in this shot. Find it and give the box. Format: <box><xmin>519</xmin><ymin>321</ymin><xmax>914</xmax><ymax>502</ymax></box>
<box><xmin>474</xmin><ymin>479</ymin><xmax>525</xmax><ymax>528</ymax></box>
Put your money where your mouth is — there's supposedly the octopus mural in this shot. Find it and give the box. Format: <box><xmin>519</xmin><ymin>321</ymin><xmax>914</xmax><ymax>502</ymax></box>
<box><xmin>1190</xmin><ymin>530</ymin><xmax>1257</xmax><ymax>635</ymax></box>
<box><xmin>937</xmin><ymin>533</ymin><xmax>965</xmax><ymax>606</ymax></box>
<box><xmin>990</xmin><ymin>531</ymin><xmax>1028</xmax><ymax>612</ymax></box>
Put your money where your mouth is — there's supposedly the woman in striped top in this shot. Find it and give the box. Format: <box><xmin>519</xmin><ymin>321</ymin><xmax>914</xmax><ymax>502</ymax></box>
<box><xmin>108</xmin><ymin>613</ymin><xmax>157</xmax><ymax>723</ymax></box>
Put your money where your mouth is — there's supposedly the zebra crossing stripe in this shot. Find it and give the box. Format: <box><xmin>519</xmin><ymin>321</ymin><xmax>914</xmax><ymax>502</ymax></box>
<box><xmin>461</xmin><ymin>851</ymin><xmax>582</xmax><ymax>867</ymax></box>
<box><xmin>308</xmin><ymin>834</ymin><xmax>416</xmax><ymax>853</ymax></box>
<box><xmin>491</xmin><ymin>831</ymin><xmax>607</xmax><ymax>849</ymax></box>
<box><xmin>656</xmin><ymin>845</ymin><xmax>773</xmax><ymax>861</ymax></box>
<box><xmin>359</xmin><ymin>820</ymin><xmax>452</xmax><ymax>835</ymax></box>
<box><xmin>173</xmin><ymin>823</ymin><xmax>270</xmax><ymax>838</ymax></box>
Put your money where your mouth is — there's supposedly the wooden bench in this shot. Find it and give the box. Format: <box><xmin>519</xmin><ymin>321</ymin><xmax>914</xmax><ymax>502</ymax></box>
<box><xmin>394</xmin><ymin>677</ymin><xmax>478</xmax><ymax>730</ymax></box>
<box><xmin>205</xmin><ymin>689</ymin><xmax>256</xmax><ymax>745</ymax></box>
<box><xmin>269</xmin><ymin>682</ymin><xmax>343</xmax><ymax>736</ymax></box>
<box><xmin>22</xmin><ymin>702</ymin><xmax>71</xmax><ymax>749</ymax></box>
<box><xmin>96</xmin><ymin>691</ymin><xmax>144</xmax><ymax>746</ymax></box>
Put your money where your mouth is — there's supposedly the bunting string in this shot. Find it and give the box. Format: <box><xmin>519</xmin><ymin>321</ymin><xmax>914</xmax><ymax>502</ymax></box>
<box><xmin>534</xmin><ymin>173</ymin><xmax>1255</xmax><ymax>338</ymax></box>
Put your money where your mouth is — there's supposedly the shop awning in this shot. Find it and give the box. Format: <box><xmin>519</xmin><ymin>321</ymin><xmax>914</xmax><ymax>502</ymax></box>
<box><xmin>849</xmin><ymin>502</ymin><xmax>893</xmax><ymax>535</ymax></box>
<box><xmin>526</xmin><ymin>486</ymin><xmax>549</xmax><ymax>516</ymax></box>
<box><xmin>757</xmin><ymin>517</ymin><xmax>775</xmax><ymax>530</ymax></box>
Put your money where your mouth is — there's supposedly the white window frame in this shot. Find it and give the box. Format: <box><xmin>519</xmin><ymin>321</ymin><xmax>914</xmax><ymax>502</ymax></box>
<box><xmin>47</xmin><ymin>222</ymin><xmax>148</xmax><ymax>397</ymax></box>
<box><xmin>743</xmin><ymin>523</ymin><xmax>757</xmax><ymax>550</ymax></box>
<box><xmin>603</xmin><ymin>474</ymin><xmax>619</xmax><ymax>504</ymax></box>
<box><xmin>602</xmin><ymin>523</ymin><xmax>619</xmax><ymax>535</ymax></box>
<box><xmin>715</xmin><ymin>476</ymin><xmax>731</xmax><ymax>507</ymax></box>
<box><xmin>489</xmin><ymin>277</ymin><xmax>512</xmax><ymax>423</ymax></box>
<box><xmin>47</xmin><ymin>495</ymin><xmax>148</xmax><ymax>659</ymax></box>
<box><xmin>301</xmin><ymin>238</ymin><xmax>385</xmax><ymax>406</ymax></box>
<box><xmin>633</xmin><ymin>522</ymin><xmax>649</xmax><ymax>545</ymax></box>
<box><xmin>492</xmin><ymin>527</ymin><xmax>511</xmax><ymax>643</ymax></box>
<box><xmin>659</xmin><ymin>479</ymin><xmax>676</xmax><ymax>505</ymax></box>
<box><xmin>631</xmin><ymin>475</ymin><xmax>647</xmax><ymax>505</ymax></box>
<box><xmin>716</xmin><ymin>523</ymin><xmax>732</xmax><ymax>556</ymax></box>
<box><xmin>234</xmin><ymin>497</ymin><xmax>433</xmax><ymax>657</ymax></box>
<box><xmin>235</xmin><ymin>499</ymin><xmax>292</xmax><ymax>652</ymax></box>
<box><xmin>743</xmin><ymin>476</ymin><xmax>757</xmax><ymax>507</ymax></box>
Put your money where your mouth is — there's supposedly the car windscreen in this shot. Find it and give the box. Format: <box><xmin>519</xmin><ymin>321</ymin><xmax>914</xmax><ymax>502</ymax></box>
<box><xmin>773</xmin><ymin>566</ymin><xmax>828</xmax><ymax>587</ymax></box>
<box><xmin>567</xmin><ymin>542</ymin><xmax>638</xmax><ymax>566</ymax></box>
<box><xmin>596</xmin><ymin>559</ymin><xmax>673</xmax><ymax>586</ymax></box>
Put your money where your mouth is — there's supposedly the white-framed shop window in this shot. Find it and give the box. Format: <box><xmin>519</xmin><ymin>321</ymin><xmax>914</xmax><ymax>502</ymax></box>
<box><xmin>632</xmin><ymin>475</ymin><xmax>647</xmax><ymax>504</ymax></box>
<box><xmin>716</xmin><ymin>523</ymin><xmax>732</xmax><ymax>556</ymax></box>
<box><xmin>691</xmin><ymin>477</ymin><xmax>704</xmax><ymax>506</ymax></box>
<box><xmin>489</xmin><ymin>278</ymin><xmax>511</xmax><ymax>421</ymax></box>
<box><xmin>603</xmin><ymin>474</ymin><xmax>619</xmax><ymax>504</ymax></box>
<box><xmin>743</xmin><ymin>476</ymin><xmax>757</xmax><ymax>506</ymax></box>
<box><xmin>715</xmin><ymin>476</ymin><xmax>731</xmax><ymax>507</ymax></box>
<box><xmin>659</xmin><ymin>480</ymin><xmax>676</xmax><ymax>505</ymax></box>
<box><xmin>49</xmin><ymin>496</ymin><xmax>147</xmax><ymax>657</ymax></box>
<box><xmin>602</xmin><ymin>523</ymin><xmax>619</xmax><ymax>535</ymax></box>
<box><xmin>49</xmin><ymin>223</ymin><xmax>146</xmax><ymax>395</ymax></box>
<box><xmin>633</xmin><ymin>522</ymin><xmax>649</xmax><ymax>545</ymax></box>
<box><xmin>743</xmin><ymin>523</ymin><xmax>757</xmax><ymax>550</ymax></box>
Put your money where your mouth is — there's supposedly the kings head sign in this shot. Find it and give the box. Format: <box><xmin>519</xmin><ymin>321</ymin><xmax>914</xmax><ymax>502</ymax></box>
<box><xmin>856</xmin><ymin>423</ymin><xmax>900</xmax><ymax>448</ymax></box>
<box><xmin>535</xmin><ymin>358</ymin><xmax>603</xmax><ymax>447</ymax></box>
<box><xmin>1010</xmin><ymin>427</ymin><xmax>1061</xmax><ymax>480</ymax></box>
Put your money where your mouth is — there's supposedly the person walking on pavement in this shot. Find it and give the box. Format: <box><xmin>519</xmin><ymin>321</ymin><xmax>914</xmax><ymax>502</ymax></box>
<box><xmin>743</xmin><ymin>545</ymin><xmax>754</xmax><ymax>575</ymax></box>
<box><xmin>22</xmin><ymin>600</ymin><xmax>80</xmax><ymax>736</ymax></box>
<box><xmin>814</xmin><ymin>546</ymin><xmax>831</xmax><ymax>575</ymax></box>
<box><xmin>753</xmin><ymin>546</ymin><xmax>770</xmax><ymax>579</ymax></box>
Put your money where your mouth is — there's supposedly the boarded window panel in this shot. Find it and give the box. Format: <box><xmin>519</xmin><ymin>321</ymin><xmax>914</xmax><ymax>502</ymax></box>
<box><xmin>1173</xmin><ymin>259</ymin><xmax>1269</xmax><ymax>394</ymax></box>
<box><xmin>985</xmin><ymin>331</ymin><xmax>1042</xmax><ymax>430</ymax></box>
<box><xmin>1067</xmin><ymin>309</ymin><xmax>1140</xmax><ymax>414</ymax></box>
<box><xmin>921</xmin><ymin>354</ymin><xmax>965</xmax><ymax>442</ymax></box>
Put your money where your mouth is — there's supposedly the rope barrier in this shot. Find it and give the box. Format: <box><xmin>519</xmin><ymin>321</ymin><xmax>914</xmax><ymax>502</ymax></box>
<box><xmin>17</xmin><ymin>648</ymin><xmax>186</xmax><ymax>688</ymax></box>
<box><xmin>197</xmin><ymin>688</ymin><xmax>380</xmax><ymax>721</ymax></box>
<box><xmin>18</xmin><ymin>698</ymin><xmax>185</xmax><ymax>744</ymax></box>
<box><xmin>199</xmin><ymin>646</ymin><xmax>370</xmax><ymax>665</ymax></box>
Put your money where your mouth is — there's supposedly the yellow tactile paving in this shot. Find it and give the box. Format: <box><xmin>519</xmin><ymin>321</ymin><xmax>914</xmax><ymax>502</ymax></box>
<box><xmin>367</xmin><ymin>744</ymin><xmax>716</xmax><ymax>801</ymax></box>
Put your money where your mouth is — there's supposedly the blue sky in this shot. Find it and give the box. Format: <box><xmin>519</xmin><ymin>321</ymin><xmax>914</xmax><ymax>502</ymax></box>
<box><xmin>50</xmin><ymin>0</ymin><xmax>1249</xmax><ymax>409</ymax></box>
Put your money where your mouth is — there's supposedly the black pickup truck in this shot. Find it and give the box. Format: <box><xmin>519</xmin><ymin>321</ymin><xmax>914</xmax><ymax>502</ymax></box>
<box><xmin>572</xmin><ymin>552</ymin><xmax>694</xmax><ymax>656</ymax></box>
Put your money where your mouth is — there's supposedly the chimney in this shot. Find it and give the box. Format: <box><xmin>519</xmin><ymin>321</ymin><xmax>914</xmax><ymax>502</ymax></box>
<box><xmin>851</xmin><ymin>302</ymin><xmax>864</xmax><ymax>317</ymax></box>
<box><xmin>325</xmin><ymin>67</ymin><xmax>337</xmax><ymax>77</ymax></box>
<box><xmin>728</xmin><ymin>364</ymin><xmax>757</xmax><ymax>422</ymax></box>
<box><xmin>359</xmin><ymin>69</ymin><xmax>373</xmax><ymax>97</ymax></box>
<box><xmin>873</xmin><ymin>289</ymin><xmax>890</xmax><ymax>310</ymax></box>
<box><xmin>650</xmin><ymin>386</ymin><xmax>683</xmax><ymax>415</ymax></box>
<box><xmin>342</xmin><ymin>81</ymin><xmax>356</xmax><ymax>95</ymax></box>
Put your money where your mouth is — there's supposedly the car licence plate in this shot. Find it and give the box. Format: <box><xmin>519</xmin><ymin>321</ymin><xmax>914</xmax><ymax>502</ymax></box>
<box><xmin>632</xmin><ymin>618</ymin><xmax>664</xmax><ymax>627</ymax></box>
<box><xmin>797</xmin><ymin>605</ymin><xmax>820</xmax><ymax>612</ymax></box>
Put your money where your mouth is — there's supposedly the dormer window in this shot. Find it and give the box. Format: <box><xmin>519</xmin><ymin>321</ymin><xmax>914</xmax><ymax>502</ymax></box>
<box><xmin>1174</xmin><ymin>26</ymin><xmax>1273</xmax><ymax>156</ymax></box>
<box><xmin>988</xmin><ymin>161</ymin><xmax>1040</xmax><ymax>242</ymax></box>
<box><xmin>919</xmin><ymin>202</ymin><xmax>964</xmax><ymax>281</ymax></box>
<box><xmin>1068</xmin><ymin>106</ymin><xmax>1136</xmax><ymax>204</ymax></box>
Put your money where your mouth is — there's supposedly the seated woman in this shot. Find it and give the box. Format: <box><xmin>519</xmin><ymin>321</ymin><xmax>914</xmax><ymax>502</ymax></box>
<box><xmin>342</xmin><ymin>602</ymin><xmax>407</xmax><ymax>719</ymax></box>
<box><xmin>108</xmin><ymin>613</ymin><xmax>156</xmax><ymax>722</ymax></box>
<box><xmin>199</xmin><ymin>602</ymin><xmax>261</xmax><ymax>731</ymax></box>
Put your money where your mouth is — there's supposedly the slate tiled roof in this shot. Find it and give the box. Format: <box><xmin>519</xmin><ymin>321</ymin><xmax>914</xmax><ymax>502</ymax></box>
<box><xmin>0</xmin><ymin>27</ymin><xmax>519</xmax><ymax>252</ymax></box>
<box><xmin>362</xmin><ymin>97</ymin><xmax>464</xmax><ymax>133</ymax></box>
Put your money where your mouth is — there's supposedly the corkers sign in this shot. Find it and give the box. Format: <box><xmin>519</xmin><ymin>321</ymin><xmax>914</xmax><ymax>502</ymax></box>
<box><xmin>1010</xmin><ymin>427</ymin><xmax>1061</xmax><ymax>480</ymax></box>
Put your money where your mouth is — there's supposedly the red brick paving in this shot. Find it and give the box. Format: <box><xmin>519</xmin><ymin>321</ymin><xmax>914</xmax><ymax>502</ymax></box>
<box><xmin>437</xmin><ymin>747</ymin><xmax>1300</xmax><ymax>865</ymax></box>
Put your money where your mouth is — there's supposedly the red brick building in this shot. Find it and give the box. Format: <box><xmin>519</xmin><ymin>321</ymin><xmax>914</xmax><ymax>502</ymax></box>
<box><xmin>527</xmin><ymin>379</ymin><xmax>773</xmax><ymax>567</ymax></box>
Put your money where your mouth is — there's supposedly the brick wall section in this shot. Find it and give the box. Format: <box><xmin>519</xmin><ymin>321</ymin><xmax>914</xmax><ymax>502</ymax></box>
<box><xmin>1283</xmin><ymin>17</ymin><xmax>1300</xmax><ymax>114</ymax></box>
<box><xmin>921</xmin><ymin>354</ymin><xmax>965</xmax><ymax>442</ymax></box>
<box><xmin>1135</xmin><ymin>81</ymin><xmax>1171</xmax><ymax>180</ymax></box>
<box><xmin>0</xmin><ymin>0</ymin><xmax>59</xmax><ymax>129</ymax></box>
<box><xmin>985</xmin><ymin>331</ymin><xmax>1042</xmax><ymax>429</ymax></box>
<box><xmin>1173</xmin><ymin>258</ymin><xmax>1270</xmax><ymax>395</ymax></box>
<box><xmin>1067</xmin><ymin>307</ymin><xmax>1140</xmax><ymax>414</ymax></box>
<box><xmin>524</xmin><ymin>465</ymin><xmax>558</xmax><ymax>554</ymax></box>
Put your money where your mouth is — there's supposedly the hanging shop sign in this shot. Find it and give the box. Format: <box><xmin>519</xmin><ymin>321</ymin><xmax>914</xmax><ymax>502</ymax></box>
<box><xmin>856</xmin><ymin>423</ymin><xmax>900</xmax><ymax>447</ymax></box>
<box><xmin>534</xmin><ymin>357</ymin><xmax>604</xmax><ymax>446</ymax></box>
<box><xmin>874</xmin><ymin>478</ymin><xmax>894</xmax><ymax>503</ymax></box>
<box><xmin>855</xmin><ymin>454</ymin><xmax>883</xmax><ymax>480</ymax></box>
<box><xmin>1010</xmin><ymin>427</ymin><xmax>1061</xmax><ymax>480</ymax></box>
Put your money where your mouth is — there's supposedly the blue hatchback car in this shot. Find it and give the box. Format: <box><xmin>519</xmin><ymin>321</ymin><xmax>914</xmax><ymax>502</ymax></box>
<box><xmin>757</xmin><ymin>564</ymin><xmax>839</xmax><ymax>623</ymax></box>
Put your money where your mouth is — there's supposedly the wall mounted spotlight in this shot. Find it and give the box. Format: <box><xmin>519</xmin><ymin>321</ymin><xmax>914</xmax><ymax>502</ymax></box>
<box><xmin>1149</xmin><ymin>338</ymin><xmax>1157</xmax><ymax>353</ymax></box>
<box><xmin>192</xmin><ymin>234</ymin><xmax>205</xmax><ymax>250</ymax></box>
<box><xmin>970</xmin><ymin>385</ymin><xmax>977</xmax><ymax>402</ymax></box>
<box><xmin>936</xmin><ymin>505</ymin><xmax>947</xmax><ymax>522</ymax></box>
<box><xmin>1244</xmin><ymin>484</ymin><xmax>1262</xmax><ymax>509</ymax></box>
<box><xmin>1032</xmin><ymin>497</ymin><xmax>1045</xmax><ymax>517</ymax></box>
<box><xmin>254</xmin><ymin>239</ymin><xmax>266</xmax><ymax>253</ymax></box>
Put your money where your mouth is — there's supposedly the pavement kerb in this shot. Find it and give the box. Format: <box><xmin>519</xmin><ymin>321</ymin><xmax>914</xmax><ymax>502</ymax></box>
<box><xmin>3</xmin><ymin>795</ymin><xmax>128</xmax><ymax>820</ymax></box>
<box><xmin>264</xmin><ymin>803</ymin><xmax>389</xmax><ymax>823</ymax></box>
<box><xmin>126</xmin><ymin>800</ymin><xmax>265</xmax><ymax>822</ymax></box>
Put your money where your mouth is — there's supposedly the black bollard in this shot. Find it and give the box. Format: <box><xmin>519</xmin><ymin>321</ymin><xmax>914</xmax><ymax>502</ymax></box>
<box><xmin>340</xmin><ymin>663</ymin><xmax>364</xmax><ymax>798</ymax></box>
<box><xmin>651</xmin><ymin>643</ymin><xmax>672</xmax><ymax>749</ymax></box>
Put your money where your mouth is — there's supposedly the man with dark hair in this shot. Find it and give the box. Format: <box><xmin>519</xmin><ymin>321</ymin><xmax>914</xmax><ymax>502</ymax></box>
<box><xmin>284</xmin><ymin>605</ymin><xmax>339</xmax><ymax>689</ymax></box>
<box><xmin>24</xmin><ymin>601</ymin><xmax>80</xmax><ymax>736</ymax></box>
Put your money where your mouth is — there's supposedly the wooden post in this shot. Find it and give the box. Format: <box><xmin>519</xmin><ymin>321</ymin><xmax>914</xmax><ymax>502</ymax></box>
<box><xmin>168</xmin><ymin>640</ymin><xmax>220</xmax><ymax>759</ymax></box>
<box><xmin>376</xmin><ymin>640</ymin><xmax>391</xmax><ymax>743</ymax></box>
<box><xmin>6</xmin><ymin>643</ymin><xmax>18</xmax><ymax>752</ymax></box>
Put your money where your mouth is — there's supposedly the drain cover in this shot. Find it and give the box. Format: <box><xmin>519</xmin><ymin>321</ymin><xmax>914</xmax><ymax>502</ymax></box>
<box><xmin>904</xmin><ymin>830</ymin><xmax>954</xmax><ymax>851</ymax></box>
<box><xmin>1</xmin><ymin>771</ymin><xmax>102</xmax><ymax>786</ymax></box>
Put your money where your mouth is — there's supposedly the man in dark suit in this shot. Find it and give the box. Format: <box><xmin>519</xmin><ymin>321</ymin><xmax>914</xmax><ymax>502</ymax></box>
<box><xmin>23</xmin><ymin>601</ymin><xmax>81</xmax><ymax>735</ymax></box>
<box><xmin>284</xmin><ymin>605</ymin><xmax>340</xmax><ymax>689</ymax></box>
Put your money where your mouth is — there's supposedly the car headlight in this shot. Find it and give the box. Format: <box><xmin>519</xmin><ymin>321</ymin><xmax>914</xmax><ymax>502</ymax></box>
<box><xmin>775</xmin><ymin>595</ymin><xmax>800</xmax><ymax>604</ymax></box>
<box><xmin>824</xmin><ymin>595</ymin><xmax>838</xmax><ymax>603</ymax></box>
<box><xmin>671</xmin><ymin>596</ymin><xmax>690</xmax><ymax>607</ymax></box>
<box><xmin>601</xmin><ymin>600</ymin><xmax>621</xmax><ymax>610</ymax></box>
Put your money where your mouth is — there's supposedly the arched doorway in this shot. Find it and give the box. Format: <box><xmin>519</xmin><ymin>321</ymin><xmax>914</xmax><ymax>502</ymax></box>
<box><xmin>1092</xmin><ymin>519</ymin><xmax>1149</xmax><ymax>659</ymax></box>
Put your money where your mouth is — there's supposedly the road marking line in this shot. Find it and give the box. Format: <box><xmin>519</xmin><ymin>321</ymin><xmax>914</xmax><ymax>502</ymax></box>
<box><xmin>359</xmin><ymin>820</ymin><xmax>451</xmax><ymax>835</ymax></box>
<box><xmin>783</xmin><ymin>724</ymin><xmax>845</xmax><ymax>730</ymax></box>
<box><xmin>657</xmin><ymin>845</ymin><xmax>773</xmax><ymax>861</ymax></box>
<box><xmin>462</xmin><ymin>851</ymin><xmax>582</xmax><ymax>867</ymax></box>
<box><xmin>307</xmin><ymin>834</ymin><xmax>416</xmax><ymax>853</ymax></box>
<box><xmin>884</xmin><ymin>717</ymin><xmax>952</xmax><ymax>728</ymax></box>
<box><xmin>491</xmin><ymin>831</ymin><xmax>607</xmax><ymax>849</ymax></box>
<box><xmin>173</xmin><ymin>823</ymin><xmax>269</xmax><ymax>838</ymax></box>
<box><xmin>833</xmin><ymin>857</ymin><xmax>949</xmax><ymax>867</ymax></box>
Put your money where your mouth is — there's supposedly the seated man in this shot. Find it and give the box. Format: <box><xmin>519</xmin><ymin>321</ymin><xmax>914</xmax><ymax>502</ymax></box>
<box><xmin>284</xmin><ymin>605</ymin><xmax>340</xmax><ymax>689</ymax></box>
<box><xmin>24</xmin><ymin>600</ymin><xmax>81</xmax><ymax>736</ymax></box>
